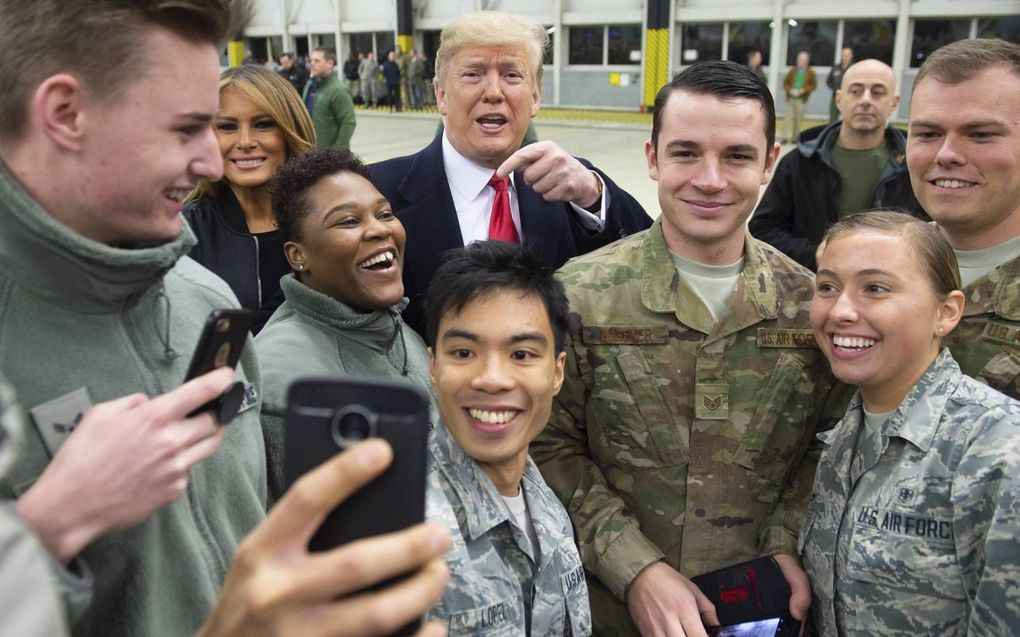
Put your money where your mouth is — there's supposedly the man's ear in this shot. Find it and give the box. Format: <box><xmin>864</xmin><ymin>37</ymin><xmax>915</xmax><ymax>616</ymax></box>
<box><xmin>644</xmin><ymin>139</ymin><xmax>659</xmax><ymax>181</ymax></box>
<box><xmin>551</xmin><ymin>350</ymin><xmax>566</xmax><ymax>396</ymax></box>
<box><xmin>33</xmin><ymin>74</ymin><xmax>89</xmax><ymax>152</ymax></box>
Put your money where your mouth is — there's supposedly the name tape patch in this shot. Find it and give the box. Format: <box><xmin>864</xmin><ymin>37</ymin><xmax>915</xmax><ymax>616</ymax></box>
<box><xmin>583</xmin><ymin>325</ymin><xmax>669</xmax><ymax>345</ymax></box>
<box><xmin>757</xmin><ymin>328</ymin><xmax>818</xmax><ymax>349</ymax></box>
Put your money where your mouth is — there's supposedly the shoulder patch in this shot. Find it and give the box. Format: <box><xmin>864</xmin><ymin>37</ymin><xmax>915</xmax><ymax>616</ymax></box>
<box><xmin>757</xmin><ymin>328</ymin><xmax>818</xmax><ymax>349</ymax></box>
<box><xmin>981</xmin><ymin>320</ymin><xmax>1020</xmax><ymax>348</ymax></box>
<box><xmin>583</xmin><ymin>325</ymin><xmax>668</xmax><ymax>345</ymax></box>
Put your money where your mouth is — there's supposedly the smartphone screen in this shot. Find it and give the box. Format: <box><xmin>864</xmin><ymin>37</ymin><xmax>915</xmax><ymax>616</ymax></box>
<box><xmin>707</xmin><ymin>617</ymin><xmax>800</xmax><ymax>637</ymax></box>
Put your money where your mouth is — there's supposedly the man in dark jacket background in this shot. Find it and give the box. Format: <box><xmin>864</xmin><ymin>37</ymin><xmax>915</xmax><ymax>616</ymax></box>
<box><xmin>749</xmin><ymin>59</ymin><xmax>926</xmax><ymax>270</ymax></box>
<box><xmin>278</xmin><ymin>52</ymin><xmax>308</xmax><ymax>95</ymax></box>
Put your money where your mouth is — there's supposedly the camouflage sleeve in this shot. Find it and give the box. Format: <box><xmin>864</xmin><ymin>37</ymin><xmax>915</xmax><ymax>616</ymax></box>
<box><xmin>532</xmin><ymin>330</ymin><xmax>665</xmax><ymax>601</ymax></box>
<box><xmin>760</xmin><ymin>381</ymin><xmax>851</xmax><ymax>557</ymax></box>
<box><xmin>954</xmin><ymin>409</ymin><xmax>1020</xmax><ymax>632</ymax></box>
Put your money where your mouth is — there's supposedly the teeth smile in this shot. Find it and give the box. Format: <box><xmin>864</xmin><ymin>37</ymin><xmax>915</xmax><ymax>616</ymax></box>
<box><xmin>468</xmin><ymin>408</ymin><xmax>517</xmax><ymax>424</ymax></box>
<box><xmin>164</xmin><ymin>189</ymin><xmax>190</xmax><ymax>202</ymax></box>
<box><xmin>234</xmin><ymin>158</ymin><xmax>266</xmax><ymax>168</ymax></box>
<box><xmin>478</xmin><ymin>117</ymin><xmax>506</xmax><ymax>129</ymax></box>
<box><xmin>358</xmin><ymin>250</ymin><xmax>395</xmax><ymax>268</ymax></box>
<box><xmin>933</xmin><ymin>179</ymin><xmax>973</xmax><ymax>189</ymax></box>
<box><xmin>833</xmin><ymin>335</ymin><xmax>876</xmax><ymax>349</ymax></box>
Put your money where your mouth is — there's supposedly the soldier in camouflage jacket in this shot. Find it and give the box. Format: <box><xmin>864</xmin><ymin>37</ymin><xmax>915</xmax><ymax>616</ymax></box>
<box><xmin>801</xmin><ymin>350</ymin><xmax>1020</xmax><ymax>636</ymax></box>
<box><xmin>426</xmin><ymin>421</ymin><xmax>591</xmax><ymax>636</ymax></box>
<box><xmin>532</xmin><ymin>218</ymin><xmax>842</xmax><ymax>635</ymax></box>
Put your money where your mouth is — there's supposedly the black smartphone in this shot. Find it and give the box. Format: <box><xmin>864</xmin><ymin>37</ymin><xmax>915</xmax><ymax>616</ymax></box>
<box><xmin>184</xmin><ymin>308</ymin><xmax>254</xmax><ymax>421</ymax></box>
<box><xmin>707</xmin><ymin>617</ymin><xmax>801</xmax><ymax>637</ymax></box>
<box><xmin>285</xmin><ymin>376</ymin><xmax>429</xmax><ymax>636</ymax></box>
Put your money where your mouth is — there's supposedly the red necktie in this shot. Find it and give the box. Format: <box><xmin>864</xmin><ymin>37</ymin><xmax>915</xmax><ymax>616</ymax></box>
<box><xmin>487</xmin><ymin>174</ymin><xmax>519</xmax><ymax>243</ymax></box>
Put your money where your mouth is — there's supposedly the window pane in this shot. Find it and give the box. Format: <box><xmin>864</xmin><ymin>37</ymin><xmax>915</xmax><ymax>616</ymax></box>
<box><xmin>608</xmin><ymin>24</ymin><xmax>642</xmax><ymax>65</ymax></box>
<box><xmin>910</xmin><ymin>19</ymin><xmax>970</xmax><ymax>67</ymax></box>
<box><xmin>544</xmin><ymin>27</ymin><xmax>554</xmax><ymax>65</ymax></box>
<box><xmin>843</xmin><ymin>19</ymin><xmax>895</xmax><ymax>65</ymax></box>
<box><xmin>727</xmin><ymin>21</ymin><xmax>772</xmax><ymax>65</ymax></box>
<box><xmin>569</xmin><ymin>26</ymin><xmax>604</xmax><ymax>65</ymax></box>
<box><xmin>977</xmin><ymin>16</ymin><xmax>1020</xmax><ymax>42</ymax></box>
<box><xmin>786</xmin><ymin>20</ymin><xmax>837</xmax><ymax>66</ymax></box>
<box><xmin>376</xmin><ymin>31</ymin><xmax>395</xmax><ymax>56</ymax></box>
<box><xmin>351</xmin><ymin>33</ymin><xmax>373</xmax><ymax>56</ymax></box>
<box><xmin>681</xmin><ymin>23</ymin><xmax>723</xmax><ymax>64</ymax></box>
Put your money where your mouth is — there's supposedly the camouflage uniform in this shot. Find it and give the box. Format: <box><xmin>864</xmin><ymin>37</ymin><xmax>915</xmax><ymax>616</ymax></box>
<box><xmin>426</xmin><ymin>421</ymin><xmax>592</xmax><ymax>636</ymax></box>
<box><xmin>943</xmin><ymin>253</ymin><xmax>1020</xmax><ymax>400</ymax></box>
<box><xmin>801</xmin><ymin>349</ymin><xmax>1020</xmax><ymax>636</ymax></box>
<box><xmin>532</xmin><ymin>219</ymin><xmax>843</xmax><ymax>636</ymax></box>
<box><xmin>0</xmin><ymin>375</ymin><xmax>72</xmax><ymax>636</ymax></box>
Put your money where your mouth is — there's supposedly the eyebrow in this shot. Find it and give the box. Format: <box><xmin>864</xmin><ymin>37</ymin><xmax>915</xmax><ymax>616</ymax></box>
<box><xmin>816</xmin><ymin>267</ymin><xmax>896</xmax><ymax>278</ymax></box>
<box><xmin>177</xmin><ymin>113</ymin><xmax>215</xmax><ymax>125</ymax></box>
<box><xmin>440</xmin><ymin>328</ymin><xmax>549</xmax><ymax>347</ymax></box>
<box><xmin>911</xmin><ymin>118</ymin><xmax>1007</xmax><ymax>130</ymax></box>
<box><xmin>321</xmin><ymin>197</ymin><xmax>390</xmax><ymax>225</ymax></box>
<box><xmin>662</xmin><ymin>140</ymin><xmax>759</xmax><ymax>155</ymax></box>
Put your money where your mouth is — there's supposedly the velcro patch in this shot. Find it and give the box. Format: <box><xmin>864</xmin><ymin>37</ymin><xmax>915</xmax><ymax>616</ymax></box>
<box><xmin>695</xmin><ymin>381</ymin><xmax>729</xmax><ymax>420</ymax></box>
<box><xmin>448</xmin><ymin>598</ymin><xmax>519</xmax><ymax>633</ymax></box>
<box><xmin>583</xmin><ymin>325</ymin><xmax>668</xmax><ymax>345</ymax></box>
<box><xmin>757</xmin><ymin>328</ymin><xmax>818</xmax><ymax>348</ymax></box>
<box><xmin>30</xmin><ymin>387</ymin><xmax>92</xmax><ymax>456</ymax></box>
<box><xmin>981</xmin><ymin>321</ymin><xmax>1020</xmax><ymax>347</ymax></box>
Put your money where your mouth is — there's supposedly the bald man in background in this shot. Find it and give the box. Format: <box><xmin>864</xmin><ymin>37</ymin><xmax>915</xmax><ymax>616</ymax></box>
<box><xmin>750</xmin><ymin>59</ymin><xmax>927</xmax><ymax>270</ymax></box>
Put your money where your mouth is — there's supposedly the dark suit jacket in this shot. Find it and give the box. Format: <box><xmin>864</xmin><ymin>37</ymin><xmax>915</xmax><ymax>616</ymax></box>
<box><xmin>369</xmin><ymin>134</ymin><xmax>652</xmax><ymax>338</ymax></box>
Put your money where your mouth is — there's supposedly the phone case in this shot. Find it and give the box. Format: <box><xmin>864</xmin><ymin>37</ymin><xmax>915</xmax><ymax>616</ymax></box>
<box><xmin>284</xmin><ymin>375</ymin><xmax>429</xmax><ymax>552</ymax></box>
<box><xmin>184</xmin><ymin>308</ymin><xmax>254</xmax><ymax>421</ymax></box>
<box><xmin>692</xmin><ymin>556</ymin><xmax>792</xmax><ymax>626</ymax></box>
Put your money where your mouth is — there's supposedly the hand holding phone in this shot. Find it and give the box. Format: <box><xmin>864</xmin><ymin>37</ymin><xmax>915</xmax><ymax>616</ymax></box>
<box><xmin>285</xmin><ymin>376</ymin><xmax>430</xmax><ymax>636</ymax></box>
<box><xmin>184</xmin><ymin>309</ymin><xmax>253</xmax><ymax>423</ymax></box>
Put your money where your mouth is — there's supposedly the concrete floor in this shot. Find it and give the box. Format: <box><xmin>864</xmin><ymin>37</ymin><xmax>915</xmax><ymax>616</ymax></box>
<box><xmin>350</xmin><ymin>110</ymin><xmax>661</xmax><ymax>217</ymax></box>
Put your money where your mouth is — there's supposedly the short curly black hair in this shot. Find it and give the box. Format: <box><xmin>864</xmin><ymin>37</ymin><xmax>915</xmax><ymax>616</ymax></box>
<box><xmin>269</xmin><ymin>146</ymin><xmax>370</xmax><ymax>243</ymax></box>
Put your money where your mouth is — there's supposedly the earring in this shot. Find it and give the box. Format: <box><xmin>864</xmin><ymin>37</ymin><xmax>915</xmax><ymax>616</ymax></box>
<box><xmin>296</xmin><ymin>264</ymin><xmax>305</xmax><ymax>271</ymax></box>
<box><xmin>936</xmin><ymin>326</ymin><xmax>944</xmax><ymax>335</ymax></box>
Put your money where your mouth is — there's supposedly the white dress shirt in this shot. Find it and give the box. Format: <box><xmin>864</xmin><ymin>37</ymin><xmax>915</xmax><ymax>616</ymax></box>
<box><xmin>441</xmin><ymin>133</ymin><xmax>608</xmax><ymax>244</ymax></box>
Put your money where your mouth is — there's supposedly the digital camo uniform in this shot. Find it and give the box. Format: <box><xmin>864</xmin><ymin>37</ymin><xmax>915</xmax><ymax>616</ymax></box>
<box><xmin>426</xmin><ymin>421</ymin><xmax>591</xmax><ymax>636</ymax></box>
<box><xmin>531</xmin><ymin>218</ymin><xmax>846</xmax><ymax>636</ymax></box>
<box><xmin>0</xmin><ymin>376</ymin><xmax>70</xmax><ymax>636</ymax></box>
<box><xmin>943</xmin><ymin>253</ymin><xmax>1020</xmax><ymax>401</ymax></box>
<box><xmin>801</xmin><ymin>349</ymin><xmax>1020</xmax><ymax>636</ymax></box>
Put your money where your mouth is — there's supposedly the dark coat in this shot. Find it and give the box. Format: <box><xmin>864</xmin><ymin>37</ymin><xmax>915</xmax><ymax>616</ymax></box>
<box><xmin>748</xmin><ymin>122</ymin><xmax>927</xmax><ymax>270</ymax></box>
<box><xmin>183</xmin><ymin>188</ymin><xmax>289</xmax><ymax>334</ymax></box>
<box><xmin>369</xmin><ymin>134</ymin><xmax>653</xmax><ymax>336</ymax></box>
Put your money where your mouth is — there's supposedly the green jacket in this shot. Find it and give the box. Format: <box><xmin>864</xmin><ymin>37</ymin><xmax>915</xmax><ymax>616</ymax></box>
<box><xmin>303</xmin><ymin>71</ymin><xmax>356</xmax><ymax>149</ymax></box>
<box><xmin>0</xmin><ymin>163</ymin><xmax>267</xmax><ymax>637</ymax></box>
<box><xmin>255</xmin><ymin>274</ymin><xmax>434</xmax><ymax>500</ymax></box>
<box><xmin>532</xmin><ymin>219</ymin><xmax>846</xmax><ymax>636</ymax></box>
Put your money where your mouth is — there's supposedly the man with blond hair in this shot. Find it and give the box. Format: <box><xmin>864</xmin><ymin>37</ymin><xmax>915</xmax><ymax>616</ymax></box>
<box><xmin>0</xmin><ymin>1</ymin><xmax>449</xmax><ymax>635</ymax></box>
<box><xmin>369</xmin><ymin>11</ymin><xmax>651</xmax><ymax>336</ymax></box>
<box><xmin>906</xmin><ymin>38</ymin><xmax>1020</xmax><ymax>401</ymax></box>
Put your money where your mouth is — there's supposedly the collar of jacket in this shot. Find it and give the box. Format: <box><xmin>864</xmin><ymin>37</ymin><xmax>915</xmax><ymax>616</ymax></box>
<box><xmin>819</xmin><ymin>348</ymin><xmax>959</xmax><ymax>454</ymax></box>
<box><xmin>798</xmin><ymin>120</ymin><xmax>909</xmax><ymax>165</ymax></box>
<box><xmin>206</xmin><ymin>186</ymin><xmax>253</xmax><ymax>236</ymax></box>
<box><xmin>639</xmin><ymin>218</ymin><xmax>780</xmax><ymax>333</ymax></box>
<box><xmin>0</xmin><ymin>161</ymin><xmax>195</xmax><ymax>314</ymax></box>
<box><xmin>279</xmin><ymin>273</ymin><xmax>408</xmax><ymax>352</ymax></box>
<box><xmin>430</xmin><ymin>419</ymin><xmax>518</xmax><ymax>541</ymax></box>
